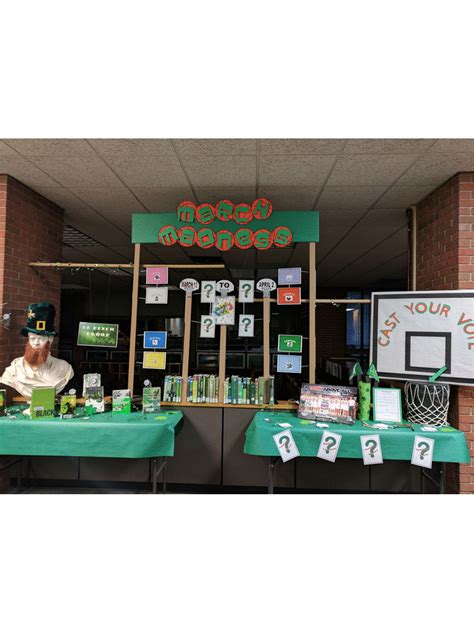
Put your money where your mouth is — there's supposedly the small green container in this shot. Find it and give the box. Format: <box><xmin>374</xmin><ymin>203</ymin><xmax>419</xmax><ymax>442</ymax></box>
<box><xmin>358</xmin><ymin>381</ymin><xmax>371</xmax><ymax>421</ymax></box>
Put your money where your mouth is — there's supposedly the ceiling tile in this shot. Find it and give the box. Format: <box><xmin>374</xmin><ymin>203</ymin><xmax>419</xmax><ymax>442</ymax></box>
<box><xmin>102</xmin><ymin>154</ymin><xmax>188</xmax><ymax>187</ymax></box>
<box><xmin>0</xmin><ymin>156</ymin><xmax>60</xmax><ymax>187</ymax></box>
<box><xmin>327</xmin><ymin>154</ymin><xmax>418</xmax><ymax>186</ymax></box>
<box><xmin>193</xmin><ymin>187</ymin><xmax>256</xmax><ymax>205</ymax></box>
<box><xmin>258</xmin><ymin>187</ymin><xmax>320</xmax><ymax>210</ymax></box>
<box><xmin>28</xmin><ymin>155</ymin><xmax>124</xmax><ymax>188</ymax></box>
<box><xmin>180</xmin><ymin>155</ymin><xmax>257</xmax><ymax>187</ymax></box>
<box><xmin>33</xmin><ymin>186</ymin><xmax>91</xmax><ymax>211</ymax></box>
<box><xmin>88</xmin><ymin>139</ymin><xmax>175</xmax><ymax>156</ymax></box>
<box><xmin>259</xmin><ymin>155</ymin><xmax>336</xmax><ymax>187</ymax></box>
<box><xmin>67</xmin><ymin>187</ymin><xmax>144</xmax><ymax>212</ymax></box>
<box><xmin>173</xmin><ymin>140</ymin><xmax>257</xmax><ymax>155</ymax></box>
<box><xmin>0</xmin><ymin>141</ymin><xmax>20</xmax><ymax>156</ymax></box>
<box><xmin>317</xmin><ymin>185</ymin><xmax>387</xmax><ymax>210</ymax></box>
<box><xmin>132</xmin><ymin>186</ymin><xmax>195</xmax><ymax>211</ymax></box>
<box><xmin>373</xmin><ymin>185</ymin><xmax>436</xmax><ymax>209</ymax></box>
<box><xmin>6</xmin><ymin>139</ymin><xmax>95</xmax><ymax>156</ymax></box>
<box><xmin>397</xmin><ymin>153</ymin><xmax>474</xmax><ymax>185</ymax></box>
<box><xmin>260</xmin><ymin>140</ymin><xmax>346</xmax><ymax>154</ymax></box>
<box><xmin>344</xmin><ymin>139</ymin><xmax>434</xmax><ymax>154</ymax></box>
<box><xmin>428</xmin><ymin>139</ymin><xmax>474</xmax><ymax>152</ymax></box>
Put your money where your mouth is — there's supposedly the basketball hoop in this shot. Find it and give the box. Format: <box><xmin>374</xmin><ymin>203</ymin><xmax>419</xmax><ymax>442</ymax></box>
<box><xmin>404</xmin><ymin>381</ymin><xmax>450</xmax><ymax>426</ymax></box>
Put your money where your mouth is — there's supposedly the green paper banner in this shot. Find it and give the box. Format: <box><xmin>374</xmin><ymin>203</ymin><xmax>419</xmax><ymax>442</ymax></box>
<box><xmin>358</xmin><ymin>382</ymin><xmax>371</xmax><ymax>421</ymax></box>
<box><xmin>366</xmin><ymin>363</ymin><xmax>380</xmax><ymax>381</ymax></box>
<box><xmin>349</xmin><ymin>362</ymin><xmax>363</xmax><ymax>381</ymax></box>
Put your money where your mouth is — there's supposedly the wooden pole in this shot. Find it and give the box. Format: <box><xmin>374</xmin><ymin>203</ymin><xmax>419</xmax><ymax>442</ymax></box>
<box><xmin>181</xmin><ymin>293</ymin><xmax>193</xmax><ymax>402</ymax></box>
<box><xmin>309</xmin><ymin>242</ymin><xmax>316</xmax><ymax>383</ymax></box>
<box><xmin>218</xmin><ymin>325</ymin><xmax>227</xmax><ymax>403</ymax></box>
<box><xmin>263</xmin><ymin>296</ymin><xmax>271</xmax><ymax>402</ymax></box>
<box><xmin>128</xmin><ymin>243</ymin><xmax>141</xmax><ymax>394</ymax></box>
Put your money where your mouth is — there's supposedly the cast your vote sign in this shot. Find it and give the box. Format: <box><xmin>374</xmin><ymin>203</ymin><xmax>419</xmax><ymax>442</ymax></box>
<box><xmin>370</xmin><ymin>290</ymin><xmax>474</xmax><ymax>385</ymax></box>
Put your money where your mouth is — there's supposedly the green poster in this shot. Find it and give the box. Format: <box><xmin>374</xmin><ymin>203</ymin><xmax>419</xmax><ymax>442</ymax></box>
<box><xmin>277</xmin><ymin>334</ymin><xmax>303</xmax><ymax>353</ymax></box>
<box><xmin>31</xmin><ymin>387</ymin><xmax>56</xmax><ymax>419</ymax></box>
<box><xmin>358</xmin><ymin>382</ymin><xmax>371</xmax><ymax>421</ymax></box>
<box><xmin>77</xmin><ymin>322</ymin><xmax>119</xmax><ymax>348</ymax></box>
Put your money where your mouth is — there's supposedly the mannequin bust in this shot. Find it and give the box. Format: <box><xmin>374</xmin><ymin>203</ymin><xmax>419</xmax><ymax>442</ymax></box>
<box><xmin>0</xmin><ymin>303</ymin><xmax>74</xmax><ymax>403</ymax></box>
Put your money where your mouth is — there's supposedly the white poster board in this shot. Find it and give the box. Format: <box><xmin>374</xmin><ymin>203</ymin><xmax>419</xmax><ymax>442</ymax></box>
<box><xmin>370</xmin><ymin>291</ymin><xmax>474</xmax><ymax>386</ymax></box>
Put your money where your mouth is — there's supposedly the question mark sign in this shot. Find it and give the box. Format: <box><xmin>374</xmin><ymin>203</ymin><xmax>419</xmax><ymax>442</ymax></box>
<box><xmin>204</xmin><ymin>318</ymin><xmax>213</xmax><ymax>333</ymax></box>
<box><xmin>364</xmin><ymin>439</ymin><xmax>377</xmax><ymax>458</ymax></box>
<box><xmin>242</xmin><ymin>317</ymin><xmax>251</xmax><ymax>332</ymax></box>
<box><xmin>324</xmin><ymin>436</ymin><xmax>337</xmax><ymax>454</ymax></box>
<box><xmin>279</xmin><ymin>435</ymin><xmax>291</xmax><ymax>453</ymax></box>
<box><xmin>242</xmin><ymin>283</ymin><xmax>251</xmax><ymax>298</ymax></box>
<box><xmin>417</xmin><ymin>441</ymin><xmax>430</xmax><ymax>460</ymax></box>
<box><xmin>204</xmin><ymin>283</ymin><xmax>213</xmax><ymax>299</ymax></box>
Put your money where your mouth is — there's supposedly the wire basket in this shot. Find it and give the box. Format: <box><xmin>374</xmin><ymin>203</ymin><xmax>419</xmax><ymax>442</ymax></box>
<box><xmin>404</xmin><ymin>381</ymin><xmax>450</xmax><ymax>426</ymax></box>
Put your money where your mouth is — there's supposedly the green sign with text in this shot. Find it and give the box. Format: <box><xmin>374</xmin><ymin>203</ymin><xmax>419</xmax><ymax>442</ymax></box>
<box><xmin>278</xmin><ymin>334</ymin><xmax>303</xmax><ymax>353</ymax></box>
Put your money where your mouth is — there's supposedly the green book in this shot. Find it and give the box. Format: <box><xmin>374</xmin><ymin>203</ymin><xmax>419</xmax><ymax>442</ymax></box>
<box><xmin>60</xmin><ymin>393</ymin><xmax>77</xmax><ymax>418</ymax></box>
<box><xmin>142</xmin><ymin>386</ymin><xmax>161</xmax><ymax>414</ymax></box>
<box><xmin>112</xmin><ymin>389</ymin><xmax>131</xmax><ymax>414</ymax></box>
<box><xmin>268</xmin><ymin>376</ymin><xmax>275</xmax><ymax>405</ymax></box>
<box><xmin>31</xmin><ymin>387</ymin><xmax>56</xmax><ymax>419</ymax></box>
<box><xmin>257</xmin><ymin>376</ymin><xmax>265</xmax><ymax>405</ymax></box>
<box><xmin>85</xmin><ymin>386</ymin><xmax>105</xmax><ymax>413</ymax></box>
<box><xmin>0</xmin><ymin>389</ymin><xmax>6</xmax><ymax>416</ymax></box>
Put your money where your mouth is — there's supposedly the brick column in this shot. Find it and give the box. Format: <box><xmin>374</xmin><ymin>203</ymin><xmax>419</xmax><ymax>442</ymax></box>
<box><xmin>416</xmin><ymin>173</ymin><xmax>474</xmax><ymax>493</ymax></box>
<box><xmin>0</xmin><ymin>175</ymin><xmax>64</xmax><ymax>387</ymax></box>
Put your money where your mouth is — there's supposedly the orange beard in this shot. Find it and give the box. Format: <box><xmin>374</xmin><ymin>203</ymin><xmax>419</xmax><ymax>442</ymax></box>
<box><xmin>24</xmin><ymin>340</ymin><xmax>51</xmax><ymax>368</ymax></box>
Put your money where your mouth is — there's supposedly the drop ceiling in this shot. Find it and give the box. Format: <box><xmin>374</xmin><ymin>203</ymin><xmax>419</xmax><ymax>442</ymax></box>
<box><xmin>1</xmin><ymin>138</ymin><xmax>474</xmax><ymax>288</ymax></box>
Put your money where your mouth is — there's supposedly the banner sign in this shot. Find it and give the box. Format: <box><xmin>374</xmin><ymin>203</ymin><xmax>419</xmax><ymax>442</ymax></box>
<box><xmin>132</xmin><ymin>200</ymin><xmax>319</xmax><ymax>249</ymax></box>
<box><xmin>278</xmin><ymin>334</ymin><xmax>303</xmax><ymax>353</ymax></box>
<box><xmin>143</xmin><ymin>331</ymin><xmax>167</xmax><ymax>350</ymax></box>
<box><xmin>146</xmin><ymin>287</ymin><xmax>168</xmax><ymax>304</ymax></box>
<box><xmin>143</xmin><ymin>351</ymin><xmax>167</xmax><ymax>370</ymax></box>
<box><xmin>77</xmin><ymin>322</ymin><xmax>119</xmax><ymax>348</ymax></box>
<box><xmin>370</xmin><ymin>290</ymin><xmax>474</xmax><ymax>385</ymax></box>
<box><xmin>146</xmin><ymin>267</ymin><xmax>168</xmax><ymax>285</ymax></box>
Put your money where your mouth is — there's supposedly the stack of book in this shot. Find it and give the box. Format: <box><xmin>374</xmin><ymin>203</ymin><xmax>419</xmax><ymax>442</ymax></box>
<box><xmin>162</xmin><ymin>374</ymin><xmax>276</xmax><ymax>405</ymax></box>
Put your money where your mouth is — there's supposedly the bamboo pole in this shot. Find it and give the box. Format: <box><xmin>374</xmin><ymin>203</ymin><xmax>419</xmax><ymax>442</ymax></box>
<box><xmin>127</xmin><ymin>243</ymin><xmax>141</xmax><ymax>394</ymax></box>
<box><xmin>309</xmin><ymin>242</ymin><xmax>316</xmax><ymax>383</ymax></box>
<box><xmin>411</xmin><ymin>205</ymin><xmax>417</xmax><ymax>291</ymax></box>
<box><xmin>263</xmin><ymin>296</ymin><xmax>271</xmax><ymax>402</ymax></box>
<box><xmin>218</xmin><ymin>325</ymin><xmax>227</xmax><ymax>403</ymax></box>
<box><xmin>30</xmin><ymin>262</ymin><xmax>225</xmax><ymax>269</ymax></box>
<box><xmin>181</xmin><ymin>293</ymin><xmax>193</xmax><ymax>402</ymax></box>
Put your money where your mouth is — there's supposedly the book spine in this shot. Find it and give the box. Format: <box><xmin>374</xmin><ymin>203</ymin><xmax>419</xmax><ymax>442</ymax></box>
<box><xmin>268</xmin><ymin>376</ymin><xmax>275</xmax><ymax>405</ymax></box>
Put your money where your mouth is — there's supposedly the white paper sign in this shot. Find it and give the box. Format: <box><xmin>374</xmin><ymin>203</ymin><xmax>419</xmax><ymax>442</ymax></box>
<box><xmin>179</xmin><ymin>278</ymin><xmax>199</xmax><ymax>293</ymax></box>
<box><xmin>411</xmin><ymin>436</ymin><xmax>435</xmax><ymax>468</ymax></box>
<box><xmin>217</xmin><ymin>279</ymin><xmax>235</xmax><ymax>295</ymax></box>
<box><xmin>239</xmin><ymin>280</ymin><xmax>255</xmax><ymax>303</ymax></box>
<box><xmin>273</xmin><ymin>429</ymin><xmax>300</xmax><ymax>462</ymax></box>
<box><xmin>373</xmin><ymin>388</ymin><xmax>402</xmax><ymax>423</ymax></box>
<box><xmin>238</xmin><ymin>314</ymin><xmax>254</xmax><ymax>337</ymax></box>
<box><xmin>201</xmin><ymin>281</ymin><xmax>216</xmax><ymax>304</ymax></box>
<box><xmin>361</xmin><ymin>434</ymin><xmax>383</xmax><ymax>465</ymax></box>
<box><xmin>212</xmin><ymin>296</ymin><xmax>235</xmax><ymax>325</ymax></box>
<box><xmin>200</xmin><ymin>315</ymin><xmax>216</xmax><ymax>338</ymax></box>
<box><xmin>317</xmin><ymin>431</ymin><xmax>342</xmax><ymax>462</ymax></box>
<box><xmin>256</xmin><ymin>278</ymin><xmax>277</xmax><ymax>294</ymax></box>
<box><xmin>145</xmin><ymin>287</ymin><xmax>168</xmax><ymax>304</ymax></box>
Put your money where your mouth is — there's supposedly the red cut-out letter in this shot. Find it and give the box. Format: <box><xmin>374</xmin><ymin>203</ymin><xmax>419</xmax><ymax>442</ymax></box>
<box><xmin>215</xmin><ymin>230</ymin><xmax>235</xmax><ymax>252</ymax></box>
<box><xmin>251</xmin><ymin>197</ymin><xmax>273</xmax><ymax>220</ymax></box>
<box><xmin>195</xmin><ymin>203</ymin><xmax>216</xmax><ymax>225</ymax></box>
<box><xmin>215</xmin><ymin>200</ymin><xmax>234</xmax><ymax>222</ymax></box>
<box><xmin>177</xmin><ymin>200</ymin><xmax>196</xmax><ymax>223</ymax></box>
<box><xmin>158</xmin><ymin>225</ymin><xmax>178</xmax><ymax>246</ymax></box>
<box><xmin>196</xmin><ymin>227</ymin><xmax>216</xmax><ymax>249</ymax></box>
<box><xmin>178</xmin><ymin>226</ymin><xmax>197</xmax><ymax>247</ymax></box>
<box><xmin>272</xmin><ymin>226</ymin><xmax>292</xmax><ymax>247</ymax></box>
<box><xmin>234</xmin><ymin>203</ymin><xmax>253</xmax><ymax>225</ymax></box>
<box><xmin>234</xmin><ymin>228</ymin><xmax>254</xmax><ymax>249</ymax></box>
<box><xmin>253</xmin><ymin>229</ymin><xmax>273</xmax><ymax>250</ymax></box>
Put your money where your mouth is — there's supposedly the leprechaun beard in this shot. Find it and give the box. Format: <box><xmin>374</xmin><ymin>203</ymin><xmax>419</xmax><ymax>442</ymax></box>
<box><xmin>24</xmin><ymin>340</ymin><xmax>51</xmax><ymax>368</ymax></box>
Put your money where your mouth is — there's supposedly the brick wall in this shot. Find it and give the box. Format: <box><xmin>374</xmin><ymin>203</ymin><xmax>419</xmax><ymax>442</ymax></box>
<box><xmin>416</xmin><ymin>172</ymin><xmax>474</xmax><ymax>493</ymax></box>
<box><xmin>0</xmin><ymin>175</ymin><xmax>64</xmax><ymax>374</ymax></box>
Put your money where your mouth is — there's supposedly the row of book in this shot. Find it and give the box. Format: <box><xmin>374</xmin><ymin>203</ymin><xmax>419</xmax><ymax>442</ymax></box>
<box><xmin>223</xmin><ymin>375</ymin><xmax>275</xmax><ymax>405</ymax></box>
<box><xmin>162</xmin><ymin>374</ymin><xmax>276</xmax><ymax>405</ymax></box>
<box><xmin>163</xmin><ymin>374</ymin><xmax>218</xmax><ymax>403</ymax></box>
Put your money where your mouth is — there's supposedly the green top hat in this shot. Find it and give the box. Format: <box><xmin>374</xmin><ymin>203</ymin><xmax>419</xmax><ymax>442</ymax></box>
<box><xmin>21</xmin><ymin>302</ymin><xmax>57</xmax><ymax>336</ymax></box>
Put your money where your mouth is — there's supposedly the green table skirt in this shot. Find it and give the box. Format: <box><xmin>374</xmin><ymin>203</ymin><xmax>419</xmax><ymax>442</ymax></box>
<box><xmin>244</xmin><ymin>411</ymin><xmax>470</xmax><ymax>463</ymax></box>
<box><xmin>0</xmin><ymin>408</ymin><xmax>183</xmax><ymax>458</ymax></box>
